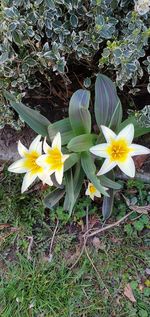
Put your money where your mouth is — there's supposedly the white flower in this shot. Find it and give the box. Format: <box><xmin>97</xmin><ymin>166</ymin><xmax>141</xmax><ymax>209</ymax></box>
<box><xmin>85</xmin><ymin>182</ymin><xmax>102</xmax><ymax>200</ymax></box>
<box><xmin>8</xmin><ymin>135</ymin><xmax>53</xmax><ymax>193</ymax></box>
<box><xmin>134</xmin><ymin>0</ymin><xmax>150</xmax><ymax>15</ymax></box>
<box><xmin>36</xmin><ymin>132</ymin><xmax>69</xmax><ymax>185</ymax></box>
<box><xmin>90</xmin><ymin>124</ymin><xmax>150</xmax><ymax>178</ymax></box>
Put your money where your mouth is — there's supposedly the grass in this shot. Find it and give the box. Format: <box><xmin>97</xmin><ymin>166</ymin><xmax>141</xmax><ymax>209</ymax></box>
<box><xmin>0</xmin><ymin>166</ymin><xmax>150</xmax><ymax>317</ymax></box>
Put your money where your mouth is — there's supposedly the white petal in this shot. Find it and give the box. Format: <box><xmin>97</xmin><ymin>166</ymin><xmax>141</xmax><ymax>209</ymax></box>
<box><xmin>90</xmin><ymin>143</ymin><xmax>108</xmax><ymax>158</ymax></box>
<box><xmin>18</xmin><ymin>140</ymin><xmax>28</xmax><ymax>157</ymax></box>
<box><xmin>90</xmin><ymin>193</ymin><xmax>95</xmax><ymax>200</ymax></box>
<box><xmin>36</xmin><ymin>141</ymin><xmax>42</xmax><ymax>155</ymax></box>
<box><xmin>36</xmin><ymin>154</ymin><xmax>49</xmax><ymax>168</ymax></box>
<box><xmin>62</xmin><ymin>154</ymin><xmax>70</xmax><ymax>163</ymax></box>
<box><xmin>101</xmin><ymin>125</ymin><xmax>116</xmax><ymax>143</ymax></box>
<box><xmin>38</xmin><ymin>171</ymin><xmax>53</xmax><ymax>186</ymax></box>
<box><xmin>118</xmin><ymin>157</ymin><xmax>135</xmax><ymax>178</ymax></box>
<box><xmin>21</xmin><ymin>172</ymin><xmax>37</xmax><ymax>193</ymax></box>
<box><xmin>52</xmin><ymin>132</ymin><xmax>61</xmax><ymax>150</ymax></box>
<box><xmin>55</xmin><ymin>168</ymin><xmax>63</xmax><ymax>185</ymax></box>
<box><xmin>85</xmin><ymin>188</ymin><xmax>90</xmax><ymax>196</ymax></box>
<box><xmin>130</xmin><ymin>144</ymin><xmax>150</xmax><ymax>156</ymax></box>
<box><xmin>8</xmin><ymin>159</ymin><xmax>28</xmax><ymax>173</ymax></box>
<box><xmin>43</xmin><ymin>137</ymin><xmax>51</xmax><ymax>154</ymax></box>
<box><xmin>97</xmin><ymin>159</ymin><xmax>116</xmax><ymax>176</ymax></box>
<box><xmin>29</xmin><ymin>135</ymin><xmax>41</xmax><ymax>152</ymax></box>
<box><xmin>95</xmin><ymin>191</ymin><xmax>101</xmax><ymax>198</ymax></box>
<box><xmin>117</xmin><ymin>124</ymin><xmax>134</xmax><ymax>144</ymax></box>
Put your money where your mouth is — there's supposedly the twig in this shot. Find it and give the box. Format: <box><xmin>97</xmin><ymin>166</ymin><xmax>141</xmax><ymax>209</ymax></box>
<box><xmin>69</xmin><ymin>236</ymin><xmax>87</xmax><ymax>270</ymax></box>
<box><xmin>116</xmin><ymin>172</ymin><xmax>150</xmax><ymax>184</ymax></box>
<box><xmin>84</xmin><ymin>245</ymin><xmax>110</xmax><ymax>295</ymax></box>
<box><xmin>48</xmin><ymin>219</ymin><xmax>59</xmax><ymax>261</ymax></box>
<box><xmin>86</xmin><ymin>205</ymin><xmax>89</xmax><ymax>231</ymax></box>
<box><xmin>27</xmin><ymin>236</ymin><xmax>34</xmax><ymax>261</ymax></box>
<box><xmin>84</xmin><ymin>211</ymin><xmax>134</xmax><ymax>238</ymax></box>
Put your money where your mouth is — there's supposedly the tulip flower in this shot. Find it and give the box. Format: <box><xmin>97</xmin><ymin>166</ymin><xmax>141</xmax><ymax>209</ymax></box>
<box><xmin>8</xmin><ymin>135</ymin><xmax>53</xmax><ymax>193</ymax></box>
<box><xmin>85</xmin><ymin>182</ymin><xmax>103</xmax><ymax>200</ymax></box>
<box><xmin>36</xmin><ymin>132</ymin><xmax>69</xmax><ymax>185</ymax></box>
<box><xmin>90</xmin><ymin>124</ymin><xmax>150</xmax><ymax>177</ymax></box>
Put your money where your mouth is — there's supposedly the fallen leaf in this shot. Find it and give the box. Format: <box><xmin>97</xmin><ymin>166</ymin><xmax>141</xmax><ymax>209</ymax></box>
<box><xmin>92</xmin><ymin>237</ymin><xmax>106</xmax><ymax>251</ymax></box>
<box><xmin>133</xmin><ymin>155</ymin><xmax>149</xmax><ymax>169</ymax></box>
<box><xmin>124</xmin><ymin>283</ymin><xmax>136</xmax><ymax>303</ymax></box>
<box><xmin>138</xmin><ymin>284</ymin><xmax>144</xmax><ymax>292</ymax></box>
<box><xmin>129</xmin><ymin>205</ymin><xmax>150</xmax><ymax>214</ymax></box>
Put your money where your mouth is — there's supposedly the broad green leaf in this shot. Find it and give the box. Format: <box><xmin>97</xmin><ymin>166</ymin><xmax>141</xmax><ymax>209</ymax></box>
<box><xmin>95</xmin><ymin>74</ymin><xmax>122</xmax><ymax>131</ymax></box>
<box><xmin>48</xmin><ymin>118</ymin><xmax>74</xmax><ymax>145</ymax></box>
<box><xmin>69</xmin><ymin>89</ymin><xmax>91</xmax><ymax>135</ymax></box>
<box><xmin>4</xmin><ymin>91</ymin><xmax>50</xmax><ymax>137</ymax></box>
<box><xmin>63</xmin><ymin>170</ymin><xmax>75</xmax><ymax>214</ymax></box>
<box><xmin>81</xmin><ymin>152</ymin><xmax>109</xmax><ymax>196</ymax></box>
<box><xmin>73</xmin><ymin>163</ymin><xmax>85</xmax><ymax>202</ymax></box>
<box><xmin>102</xmin><ymin>189</ymin><xmax>114</xmax><ymax>220</ymax></box>
<box><xmin>118</xmin><ymin>116</ymin><xmax>150</xmax><ymax>138</ymax></box>
<box><xmin>44</xmin><ymin>188</ymin><xmax>65</xmax><ymax>209</ymax></box>
<box><xmin>67</xmin><ymin>134</ymin><xmax>97</xmax><ymax>152</ymax></box>
<box><xmin>100</xmin><ymin>175</ymin><xmax>122</xmax><ymax>190</ymax></box>
<box><xmin>64</xmin><ymin>153</ymin><xmax>79</xmax><ymax>172</ymax></box>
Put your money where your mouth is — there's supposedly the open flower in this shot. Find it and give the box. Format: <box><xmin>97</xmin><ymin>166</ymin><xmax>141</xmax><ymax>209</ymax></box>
<box><xmin>85</xmin><ymin>182</ymin><xmax>103</xmax><ymax>200</ymax></box>
<box><xmin>90</xmin><ymin>124</ymin><xmax>150</xmax><ymax>178</ymax></box>
<box><xmin>36</xmin><ymin>132</ymin><xmax>69</xmax><ymax>185</ymax></box>
<box><xmin>8</xmin><ymin>135</ymin><xmax>53</xmax><ymax>193</ymax></box>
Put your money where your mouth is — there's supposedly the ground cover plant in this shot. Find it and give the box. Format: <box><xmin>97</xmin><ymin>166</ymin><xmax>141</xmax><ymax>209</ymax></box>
<box><xmin>0</xmin><ymin>167</ymin><xmax>150</xmax><ymax>317</ymax></box>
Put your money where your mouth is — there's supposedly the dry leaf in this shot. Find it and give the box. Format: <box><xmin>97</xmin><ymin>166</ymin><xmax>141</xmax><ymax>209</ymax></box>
<box><xmin>133</xmin><ymin>155</ymin><xmax>149</xmax><ymax>169</ymax></box>
<box><xmin>124</xmin><ymin>283</ymin><xmax>136</xmax><ymax>303</ymax></box>
<box><xmin>129</xmin><ymin>204</ymin><xmax>150</xmax><ymax>214</ymax></box>
<box><xmin>0</xmin><ymin>223</ymin><xmax>10</xmax><ymax>230</ymax></box>
<box><xmin>92</xmin><ymin>237</ymin><xmax>106</xmax><ymax>251</ymax></box>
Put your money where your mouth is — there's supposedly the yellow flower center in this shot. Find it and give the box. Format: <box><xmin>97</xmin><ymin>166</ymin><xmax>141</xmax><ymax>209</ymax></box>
<box><xmin>46</xmin><ymin>147</ymin><xmax>63</xmax><ymax>171</ymax></box>
<box><xmin>89</xmin><ymin>184</ymin><xmax>96</xmax><ymax>194</ymax></box>
<box><xmin>24</xmin><ymin>151</ymin><xmax>43</xmax><ymax>174</ymax></box>
<box><xmin>107</xmin><ymin>139</ymin><xmax>132</xmax><ymax>163</ymax></box>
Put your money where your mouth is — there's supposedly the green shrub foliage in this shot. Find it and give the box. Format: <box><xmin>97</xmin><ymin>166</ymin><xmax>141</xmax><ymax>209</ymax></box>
<box><xmin>0</xmin><ymin>0</ymin><xmax>150</xmax><ymax>128</ymax></box>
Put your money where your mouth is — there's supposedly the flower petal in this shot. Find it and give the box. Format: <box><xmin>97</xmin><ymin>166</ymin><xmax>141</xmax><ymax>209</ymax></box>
<box><xmin>29</xmin><ymin>135</ymin><xmax>41</xmax><ymax>152</ymax></box>
<box><xmin>18</xmin><ymin>140</ymin><xmax>28</xmax><ymax>157</ymax></box>
<box><xmin>36</xmin><ymin>141</ymin><xmax>42</xmax><ymax>155</ymax></box>
<box><xmin>21</xmin><ymin>172</ymin><xmax>37</xmax><ymax>193</ymax></box>
<box><xmin>62</xmin><ymin>154</ymin><xmax>70</xmax><ymax>163</ymax></box>
<box><xmin>95</xmin><ymin>191</ymin><xmax>101</xmax><ymax>198</ymax></box>
<box><xmin>97</xmin><ymin>159</ymin><xmax>116</xmax><ymax>176</ymax></box>
<box><xmin>101</xmin><ymin>125</ymin><xmax>116</xmax><ymax>143</ymax></box>
<box><xmin>117</xmin><ymin>124</ymin><xmax>134</xmax><ymax>144</ymax></box>
<box><xmin>8</xmin><ymin>159</ymin><xmax>28</xmax><ymax>173</ymax></box>
<box><xmin>43</xmin><ymin>138</ymin><xmax>51</xmax><ymax>154</ymax></box>
<box><xmin>118</xmin><ymin>157</ymin><xmax>135</xmax><ymax>177</ymax></box>
<box><xmin>38</xmin><ymin>171</ymin><xmax>53</xmax><ymax>186</ymax></box>
<box><xmin>90</xmin><ymin>143</ymin><xmax>108</xmax><ymax>158</ymax></box>
<box><xmin>36</xmin><ymin>154</ymin><xmax>49</xmax><ymax>168</ymax></box>
<box><xmin>52</xmin><ymin>132</ymin><xmax>61</xmax><ymax>150</ymax></box>
<box><xmin>55</xmin><ymin>167</ymin><xmax>63</xmax><ymax>185</ymax></box>
<box><xmin>130</xmin><ymin>144</ymin><xmax>150</xmax><ymax>156</ymax></box>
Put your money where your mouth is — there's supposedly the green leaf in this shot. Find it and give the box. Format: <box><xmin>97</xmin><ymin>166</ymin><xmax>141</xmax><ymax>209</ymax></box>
<box><xmin>100</xmin><ymin>175</ymin><xmax>122</xmax><ymax>190</ymax></box>
<box><xmin>133</xmin><ymin>220</ymin><xmax>144</xmax><ymax>231</ymax></box>
<box><xmin>48</xmin><ymin>118</ymin><xmax>74</xmax><ymax>145</ymax></box>
<box><xmin>94</xmin><ymin>74</ymin><xmax>122</xmax><ymax>131</ymax></box>
<box><xmin>4</xmin><ymin>91</ymin><xmax>50</xmax><ymax>137</ymax></box>
<box><xmin>81</xmin><ymin>152</ymin><xmax>109</xmax><ymax>196</ymax></box>
<box><xmin>67</xmin><ymin>134</ymin><xmax>97</xmax><ymax>152</ymax></box>
<box><xmin>12</xmin><ymin>30</ymin><xmax>23</xmax><ymax>46</ymax></box>
<box><xmin>118</xmin><ymin>116</ymin><xmax>150</xmax><ymax>137</ymax></box>
<box><xmin>69</xmin><ymin>89</ymin><xmax>91</xmax><ymax>135</ymax></box>
<box><xmin>44</xmin><ymin>188</ymin><xmax>65</xmax><ymax>209</ymax></box>
<box><xmin>64</xmin><ymin>153</ymin><xmax>79</xmax><ymax>172</ymax></box>
<box><xmin>73</xmin><ymin>163</ymin><xmax>85</xmax><ymax>202</ymax></box>
<box><xmin>63</xmin><ymin>170</ymin><xmax>75</xmax><ymax>214</ymax></box>
<box><xmin>102</xmin><ymin>188</ymin><xmax>114</xmax><ymax>220</ymax></box>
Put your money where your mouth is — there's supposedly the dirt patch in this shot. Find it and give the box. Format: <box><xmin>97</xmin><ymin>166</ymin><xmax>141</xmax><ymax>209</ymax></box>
<box><xmin>0</xmin><ymin>125</ymin><xmax>36</xmax><ymax>162</ymax></box>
